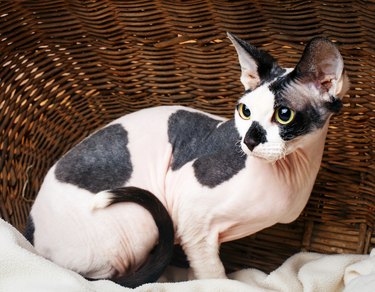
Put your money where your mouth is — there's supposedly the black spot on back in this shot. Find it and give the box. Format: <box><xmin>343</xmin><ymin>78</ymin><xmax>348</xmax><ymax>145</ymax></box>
<box><xmin>55</xmin><ymin>124</ymin><xmax>132</xmax><ymax>193</ymax></box>
<box><xmin>168</xmin><ymin>110</ymin><xmax>246</xmax><ymax>188</ymax></box>
<box><xmin>24</xmin><ymin>215</ymin><xmax>35</xmax><ymax>245</ymax></box>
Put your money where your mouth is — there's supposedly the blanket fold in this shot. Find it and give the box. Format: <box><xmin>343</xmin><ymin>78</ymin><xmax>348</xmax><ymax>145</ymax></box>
<box><xmin>0</xmin><ymin>218</ymin><xmax>373</xmax><ymax>292</ymax></box>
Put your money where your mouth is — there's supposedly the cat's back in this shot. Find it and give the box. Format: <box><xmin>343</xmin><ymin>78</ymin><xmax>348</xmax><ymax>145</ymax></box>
<box><xmin>108</xmin><ymin>105</ymin><xmax>228</xmax><ymax>196</ymax></box>
<box><xmin>36</xmin><ymin>105</ymin><xmax>226</xmax><ymax>199</ymax></box>
<box><xmin>111</xmin><ymin>105</ymin><xmax>226</xmax><ymax>128</ymax></box>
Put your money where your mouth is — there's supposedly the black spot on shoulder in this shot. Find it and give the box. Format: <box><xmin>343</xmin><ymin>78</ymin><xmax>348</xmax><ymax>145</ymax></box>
<box><xmin>55</xmin><ymin>124</ymin><xmax>132</xmax><ymax>193</ymax></box>
<box><xmin>168</xmin><ymin>110</ymin><xmax>222</xmax><ymax>170</ymax></box>
<box><xmin>24</xmin><ymin>215</ymin><xmax>35</xmax><ymax>245</ymax></box>
<box><xmin>192</xmin><ymin>120</ymin><xmax>247</xmax><ymax>187</ymax></box>
<box><xmin>168</xmin><ymin>110</ymin><xmax>246</xmax><ymax>188</ymax></box>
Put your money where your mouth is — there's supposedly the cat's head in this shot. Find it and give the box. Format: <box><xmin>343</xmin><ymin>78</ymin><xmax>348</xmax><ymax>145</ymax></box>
<box><xmin>228</xmin><ymin>33</ymin><xmax>349</xmax><ymax>162</ymax></box>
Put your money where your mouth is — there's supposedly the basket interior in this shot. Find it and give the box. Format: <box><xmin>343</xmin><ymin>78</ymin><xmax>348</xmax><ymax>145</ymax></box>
<box><xmin>0</xmin><ymin>0</ymin><xmax>374</xmax><ymax>273</ymax></box>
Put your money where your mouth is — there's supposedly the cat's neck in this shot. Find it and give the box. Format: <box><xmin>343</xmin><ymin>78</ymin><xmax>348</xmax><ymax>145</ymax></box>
<box><xmin>271</xmin><ymin>123</ymin><xmax>329</xmax><ymax>222</ymax></box>
<box><xmin>274</xmin><ymin>123</ymin><xmax>328</xmax><ymax>182</ymax></box>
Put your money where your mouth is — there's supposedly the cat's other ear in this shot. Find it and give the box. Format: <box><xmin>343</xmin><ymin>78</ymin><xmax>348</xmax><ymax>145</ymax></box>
<box><xmin>294</xmin><ymin>37</ymin><xmax>350</xmax><ymax>99</ymax></box>
<box><xmin>227</xmin><ymin>32</ymin><xmax>284</xmax><ymax>91</ymax></box>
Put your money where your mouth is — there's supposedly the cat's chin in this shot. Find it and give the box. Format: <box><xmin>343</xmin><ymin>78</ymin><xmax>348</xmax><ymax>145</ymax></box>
<box><xmin>250</xmin><ymin>151</ymin><xmax>285</xmax><ymax>163</ymax></box>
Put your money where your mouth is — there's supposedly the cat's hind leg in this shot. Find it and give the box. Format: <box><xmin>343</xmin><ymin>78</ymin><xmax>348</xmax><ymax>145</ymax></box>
<box><xmin>92</xmin><ymin>187</ymin><xmax>174</xmax><ymax>287</ymax></box>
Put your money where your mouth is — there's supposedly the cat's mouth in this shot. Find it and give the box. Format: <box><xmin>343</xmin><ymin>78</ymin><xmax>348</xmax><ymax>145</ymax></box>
<box><xmin>243</xmin><ymin>142</ymin><xmax>287</xmax><ymax>162</ymax></box>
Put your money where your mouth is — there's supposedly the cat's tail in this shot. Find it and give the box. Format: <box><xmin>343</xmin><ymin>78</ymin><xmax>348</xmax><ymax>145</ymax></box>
<box><xmin>91</xmin><ymin>186</ymin><xmax>174</xmax><ymax>288</ymax></box>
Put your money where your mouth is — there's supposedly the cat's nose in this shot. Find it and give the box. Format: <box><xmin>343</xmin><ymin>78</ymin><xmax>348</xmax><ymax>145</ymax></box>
<box><xmin>244</xmin><ymin>137</ymin><xmax>260</xmax><ymax>151</ymax></box>
<box><xmin>244</xmin><ymin>121</ymin><xmax>267</xmax><ymax>152</ymax></box>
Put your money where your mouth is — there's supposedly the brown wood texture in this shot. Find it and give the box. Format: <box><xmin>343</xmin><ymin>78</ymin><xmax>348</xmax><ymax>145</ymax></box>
<box><xmin>0</xmin><ymin>0</ymin><xmax>374</xmax><ymax>273</ymax></box>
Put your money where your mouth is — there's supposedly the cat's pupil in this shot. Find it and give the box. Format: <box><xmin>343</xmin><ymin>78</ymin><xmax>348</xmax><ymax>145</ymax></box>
<box><xmin>237</xmin><ymin>103</ymin><xmax>251</xmax><ymax>120</ymax></box>
<box><xmin>242</xmin><ymin>105</ymin><xmax>251</xmax><ymax>117</ymax></box>
<box><xmin>278</xmin><ymin>107</ymin><xmax>292</xmax><ymax>121</ymax></box>
<box><xmin>275</xmin><ymin>106</ymin><xmax>295</xmax><ymax>125</ymax></box>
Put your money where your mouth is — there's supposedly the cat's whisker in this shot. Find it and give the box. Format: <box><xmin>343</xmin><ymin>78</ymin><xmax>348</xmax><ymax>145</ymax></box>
<box><xmin>235</xmin><ymin>140</ymin><xmax>242</xmax><ymax>148</ymax></box>
<box><xmin>281</xmin><ymin>145</ymin><xmax>287</xmax><ymax>160</ymax></box>
<box><xmin>235</xmin><ymin>140</ymin><xmax>246</xmax><ymax>157</ymax></box>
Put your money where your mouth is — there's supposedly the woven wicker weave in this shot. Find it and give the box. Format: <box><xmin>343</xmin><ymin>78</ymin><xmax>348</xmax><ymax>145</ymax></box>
<box><xmin>0</xmin><ymin>0</ymin><xmax>373</xmax><ymax>273</ymax></box>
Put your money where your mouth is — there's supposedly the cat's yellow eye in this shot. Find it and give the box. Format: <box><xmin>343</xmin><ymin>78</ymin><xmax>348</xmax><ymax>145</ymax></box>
<box><xmin>275</xmin><ymin>107</ymin><xmax>295</xmax><ymax>125</ymax></box>
<box><xmin>237</xmin><ymin>103</ymin><xmax>251</xmax><ymax>120</ymax></box>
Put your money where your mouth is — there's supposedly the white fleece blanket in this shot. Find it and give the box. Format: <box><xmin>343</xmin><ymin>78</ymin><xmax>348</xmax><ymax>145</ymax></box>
<box><xmin>0</xmin><ymin>218</ymin><xmax>374</xmax><ymax>292</ymax></box>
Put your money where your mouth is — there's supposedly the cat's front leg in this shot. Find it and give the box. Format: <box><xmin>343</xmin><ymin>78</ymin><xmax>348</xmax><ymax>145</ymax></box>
<box><xmin>180</xmin><ymin>233</ymin><xmax>226</xmax><ymax>279</ymax></box>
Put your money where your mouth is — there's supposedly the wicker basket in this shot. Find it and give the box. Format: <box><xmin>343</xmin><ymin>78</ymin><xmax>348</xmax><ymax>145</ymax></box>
<box><xmin>0</xmin><ymin>0</ymin><xmax>373</xmax><ymax>274</ymax></box>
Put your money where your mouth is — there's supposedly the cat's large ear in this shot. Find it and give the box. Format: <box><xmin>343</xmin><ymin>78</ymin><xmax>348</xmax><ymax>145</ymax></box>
<box><xmin>293</xmin><ymin>37</ymin><xmax>349</xmax><ymax>98</ymax></box>
<box><xmin>227</xmin><ymin>32</ymin><xmax>284</xmax><ymax>91</ymax></box>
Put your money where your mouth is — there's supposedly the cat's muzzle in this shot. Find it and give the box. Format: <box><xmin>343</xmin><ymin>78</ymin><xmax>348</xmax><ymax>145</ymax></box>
<box><xmin>246</xmin><ymin>142</ymin><xmax>287</xmax><ymax>162</ymax></box>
